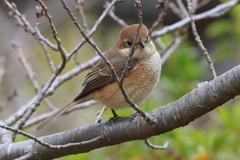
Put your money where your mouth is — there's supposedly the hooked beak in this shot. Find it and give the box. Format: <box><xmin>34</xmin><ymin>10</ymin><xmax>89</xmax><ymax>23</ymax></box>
<box><xmin>139</xmin><ymin>39</ymin><xmax>145</xmax><ymax>48</ymax></box>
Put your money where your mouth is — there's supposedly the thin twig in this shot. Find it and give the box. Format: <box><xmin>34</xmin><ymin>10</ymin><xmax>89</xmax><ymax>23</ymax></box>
<box><xmin>161</xmin><ymin>25</ymin><xmax>189</xmax><ymax>64</ymax></box>
<box><xmin>76</xmin><ymin>0</ymin><xmax>89</xmax><ymax>32</ymax></box>
<box><xmin>119</xmin><ymin>0</ymin><xmax>157</xmax><ymax>124</ymax></box>
<box><xmin>7</xmin><ymin>0</ymin><xmax>71</xmax><ymax>133</ymax></box>
<box><xmin>67</xmin><ymin>0</ymin><xmax>120</xmax><ymax>58</ymax></box>
<box><xmin>35</xmin><ymin>0</ymin><xmax>67</xmax><ymax>62</ymax></box>
<box><xmin>4</xmin><ymin>56</ymin><xmax>99</xmax><ymax>126</ymax></box>
<box><xmin>197</xmin><ymin>0</ymin><xmax>212</xmax><ymax>10</ymax></box>
<box><xmin>176</xmin><ymin>0</ymin><xmax>188</xmax><ymax>18</ymax></box>
<box><xmin>155</xmin><ymin>37</ymin><xmax>166</xmax><ymax>50</ymax></box>
<box><xmin>11</xmin><ymin>41</ymin><xmax>40</xmax><ymax>93</ymax></box>
<box><xmin>169</xmin><ymin>2</ymin><xmax>182</xmax><ymax>19</ymax></box>
<box><xmin>37</xmin><ymin>31</ymin><xmax>59</xmax><ymax>50</ymax></box>
<box><xmin>74</xmin><ymin>0</ymin><xmax>88</xmax><ymax>65</ymax></box>
<box><xmin>95</xmin><ymin>106</ymin><xmax>107</xmax><ymax>123</ymax></box>
<box><xmin>46</xmin><ymin>56</ymin><xmax>99</xmax><ymax>95</ymax></box>
<box><xmin>161</xmin><ymin>36</ymin><xmax>182</xmax><ymax>64</ymax></box>
<box><xmin>144</xmin><ymin>139</ymin><xmax>169</xmax><ymax>150</ymax></box>
<box><xmin>120</xmin><ymin>0</ymin><xmax>143</xmax><ymax>83</ymax></box>
<box><xmin>186</xmin><ymin>0</ymin><xmax>217</xmax><ymax>79</ymax></box>
<box><xmin>2</xmin><ymin>0</ymin><xmax>58</xmax><ymax>51</ymax></box>
<box><xmin>151</xmin><ymin>0</ymin><xmax>238</xmax><ymax>38</ymax></box>
<box><xmin>24</xmin><ymin>100</ymin><xmax>97</xmax><ymax>128</ymax></box>
<box><xmin>42</xmin><ymin>98</ymin><xmax>57</xmax><ymax>111</ymax></box>
<box><xmin>149</xmin><ymin>0</ymin><xmax>172</xmax><ymax>34</ymax></box>
<box><xmin>0</xmin><ymin>125</ymin><xmax>103</xmax><ymax>149</ymax></box>
<box><xmin>35</xmin><ymin>10</ymin><xmax>56</xmax><ymax>73</ymax></box>
<box><xmin>74</xmin><ymin>0</ymin><xmax>98</xmax><ymax>65</ymax></box>
<box><xmin>12</xmin><ymin>39</ymin><xmax>56</xmax><ymax>114</ymax></box>
<box><xmin>74</xmin><ymin>53</ymin><xmax>81</xmax><ymax>65</ymax></box>
<box><xmin>191</xmin><ymin>0</ymin><xmax>198</xmax><ymax>12</ymax></box>
<box><xmin>0</xmin><ymin>90</ymin><xmax>17</xmax><ymax>112</ymax></box>
<box><xmin>104</xmin><ymin>1</ymin><xmax>128</xmax><ymax>27</ymax></box>
<box><xmin>39</xmin><ymin>41</ymin><xmax>55</xmax><ymax>73</ymax></box>
<box><xmin>0</xmin><ymin>57</ymin><xmax>6</xmax><ymax>86</ymax></box>
<box><xmin>117</xmin><ymin>0</ymin><xmax>157</xmax><ymax>124</ymax></box>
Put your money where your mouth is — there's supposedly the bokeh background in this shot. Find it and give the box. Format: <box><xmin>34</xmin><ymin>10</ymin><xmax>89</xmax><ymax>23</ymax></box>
<box><xmin>0</xmin><ymin>0</ymin><xmax>240</xmax><ymax>159</ymax></box>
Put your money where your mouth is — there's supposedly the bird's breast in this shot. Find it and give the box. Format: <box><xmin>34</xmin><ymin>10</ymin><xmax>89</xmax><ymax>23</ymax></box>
<box><xmin>94</xmin><ymin>51</ymin><xmax>161</xmax><ymax>110</ymax></box>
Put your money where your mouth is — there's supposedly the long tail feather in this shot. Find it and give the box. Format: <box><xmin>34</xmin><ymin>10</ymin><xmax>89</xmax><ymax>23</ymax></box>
<box><xmin>36</xmin><ymin>101</ymin><xmax>77</xmax><ymax>130</ymax></box>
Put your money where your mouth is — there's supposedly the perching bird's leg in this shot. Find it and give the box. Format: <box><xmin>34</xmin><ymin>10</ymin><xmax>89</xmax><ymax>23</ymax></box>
<box><xmin>111</xmin><ymin>109</ymin><xmax>119</xmax><ymax>118</ymax></box>
<box><xmin>108</xmin><ymin>109</ymin><xmax>122</xmax><ymax>122</ymax></box>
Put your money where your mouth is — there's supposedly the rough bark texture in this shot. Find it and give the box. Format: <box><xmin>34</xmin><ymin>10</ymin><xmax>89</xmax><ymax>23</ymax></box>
<box><xmin>0</xmin><ymin>65</ymin><xmax>239</xmax><ymax>160</ymax></box>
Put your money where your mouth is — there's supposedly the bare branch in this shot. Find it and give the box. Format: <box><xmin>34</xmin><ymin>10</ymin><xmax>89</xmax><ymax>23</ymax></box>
<box><xmin>4</xmin><ymin>56</ymin><xmax>99</xmax><ymax>126</ymax></box>
<box><xmin>161</xmin><ymin>36</ymin><xmax>182</xmax><ymax>64</ymax></box>
<box><xmin>144</xmin><ymin>138</ymin><xmax>169</xmax><ymax>150</ymax></box>
<box><xmin>39</xmin><ymin>41</ymin><xmax>55</xmax><ymax>73</ymax></box>
<box><xmin>74</xmin><ymin>0</ymin><xmax>89</xmax><ymax>65</ymax></box>
<box><xmin>2</xmin><ymin>1</ymin><xmax>58</xmax><ymax>51</ymax></box>
<box><xmin>117</xmin><ymin>0</ymin><xmax>158</xmax><ymax>124</ymax></box>
<box><xmin>0</xmin><ymin>125</ymin><xmax>103</xmax><ymax>149</ymax></box>
<box><xmin>186</xmin><ymin>0</ymin><xmax>217</xmax><ymax>79</ymax></box>
<box><xmin>11</xmin><ymin>41</ymin><xmax>40</xmax><ymax>93</ymax></box>
<box><xmin>169</xmin><ymin>2</ymin><xmax>182</xmax><ymax>19</ymax></box>
<box><xmin>46</xmin><ymin>56</ymin><xmax>99</xmax><ymax>96</ymax></box>
<box><xmin>95</xmin><ymin>106</ymin><xmax>107</xmax><ymax>123</ymax></box>
<box><xmin>104</xmin><ymin>1</ymin><xmax>128</xmax><ymax>27</ymax></box>
<box><xmin>154</xmin><ymin>37</ymin><xmax>166</xmax><ymax>50</ymax></box>
<box><xmin>42</xmin><ymin>99</ymin><xmax>57</xmax><ymax>111</ymax></box>
<box><xmin>24</xmin><ymin>100</ymin><xmax>97</xmax><ymax>128</ymax></box>
<box><xmin>75</xmin><ymin>0</ymin><xmax>89</xmax><ymax>32</ymax></box>
<box><xmin>197</xmin><ymin>0</ymin><xmax>212</xmax><ymax>10</ymax></box>
<box><xmin>176</xmin><ymin>0</ymin><xmax>188</xmax><ymax>18</ymax></box>
<box><xmin>151</xmin><ymin>0</ymin><xmax>238</xmax><ymax>38</ymax></box>
<box><xmin>74</xmin><ymin>0</ymin><xmax>99</xmax><ymax>65</ymax></box>
<box><xmin>67</xmin><ymin>0</ymin><xmax>120</xmax><ymax>58</ymax></box>
<box><xmin>0</xmin><ymin>90</ymin><xmax>17</xmax><ymax>112</ymax></box>
<box><xmin>149</xmin><ymin>0</ymin><xmax>172</xmax><ymax>34</ymax></box>
<box><xmin>0</xmin><ymin>57</ymin><xmax>5</xmax><ymax>86</ymax></box>
<box><xmin>161</xmin><ymin>25</ymin><xmax>189</xmax><ymax>64</ymax></box>
<box><xmin>35</xmin><ymin>0</ymin><xmax>67</xmax><ymax>61</ymax></box>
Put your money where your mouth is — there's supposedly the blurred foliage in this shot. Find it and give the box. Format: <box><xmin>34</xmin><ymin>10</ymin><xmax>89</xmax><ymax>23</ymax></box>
<box><xmin>10</xmin><ymin>1</ymin><xmax>240</xmax><ymax>160</ymax></box>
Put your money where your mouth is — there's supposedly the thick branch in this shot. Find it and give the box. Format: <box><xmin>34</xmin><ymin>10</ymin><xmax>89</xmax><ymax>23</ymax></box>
<box><xmin>1</xmin><ymin>65</ymin><xmax>240</xmax><ymax>160</ymax></box>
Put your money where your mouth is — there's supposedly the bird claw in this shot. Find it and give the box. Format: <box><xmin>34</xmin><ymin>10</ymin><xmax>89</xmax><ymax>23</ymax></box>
<box><xmin>108</xmin><ymin>115</ymin><xmax>122</xmax><ymax>123</ymax></box>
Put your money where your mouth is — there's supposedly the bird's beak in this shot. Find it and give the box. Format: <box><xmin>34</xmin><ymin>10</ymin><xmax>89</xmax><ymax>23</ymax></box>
<box><xmin>139</xmin><ymin>39</ymin><xmax>145</xmax><ymax>48</ymax></box>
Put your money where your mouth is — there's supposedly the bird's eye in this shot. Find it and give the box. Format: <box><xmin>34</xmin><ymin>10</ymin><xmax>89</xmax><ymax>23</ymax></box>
<box><xmin>127</xmin><ymin>41</ymin><xmax>132</xmax><ymax>47</ymax></box>
<box><xmin>146</xmin><ymin>36</ymin><xmax>149</xmax><ymax>42</ymax></box>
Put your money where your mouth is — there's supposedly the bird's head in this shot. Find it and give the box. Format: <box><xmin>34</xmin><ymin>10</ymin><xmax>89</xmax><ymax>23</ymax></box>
<box><xmin>115</xmin><ymin>24</ymin><xmax>156</xmax><ymax>59</ymax></box>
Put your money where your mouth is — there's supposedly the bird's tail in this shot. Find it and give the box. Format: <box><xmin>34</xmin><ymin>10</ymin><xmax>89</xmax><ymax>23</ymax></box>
<box><xmin>36</xmin><ymin>101</ymin><xmax>77</xmax><ymax>130</ymax></box>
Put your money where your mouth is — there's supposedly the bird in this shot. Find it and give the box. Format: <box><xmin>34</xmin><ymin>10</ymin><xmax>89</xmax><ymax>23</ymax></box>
<box><xmin>36</xmin><ymin>24</ymin><xmax>161</xmax><ymax>130</ymax></box>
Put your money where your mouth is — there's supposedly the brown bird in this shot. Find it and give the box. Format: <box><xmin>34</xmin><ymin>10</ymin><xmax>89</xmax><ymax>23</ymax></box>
<box><xmin>36</xmin><ymin>24</ymin><xmax>161</xmax><ymax>130</ymax></box>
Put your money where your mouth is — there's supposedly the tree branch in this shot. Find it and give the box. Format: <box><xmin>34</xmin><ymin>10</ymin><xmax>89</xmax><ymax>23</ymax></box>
<box><xmin>151</xmin><ymin>0</ymin><xmax>238</xmax><ymax>38</ymax></box>
<box><xmin>1</xmin><ymin>64</ymin><xmax>240</xmax><ymax>159</ymax></box>
<box><xmin>186</xmin><ymin>0</ymin><xmax>217</xmax><ymax>79</ymax></box>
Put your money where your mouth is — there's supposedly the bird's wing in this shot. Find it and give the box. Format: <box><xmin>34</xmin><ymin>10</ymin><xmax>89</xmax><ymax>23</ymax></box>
<box><xmin>73</xmin><ymin>56</ymin><xmax>138</xmax><ymax>101</ymax></box>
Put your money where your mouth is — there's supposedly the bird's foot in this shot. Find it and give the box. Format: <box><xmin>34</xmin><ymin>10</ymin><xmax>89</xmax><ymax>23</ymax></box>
<box><xmin>108</xmin><ymin>109</ymin><xmax>122</xmax><ymax>123</ymax></box>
